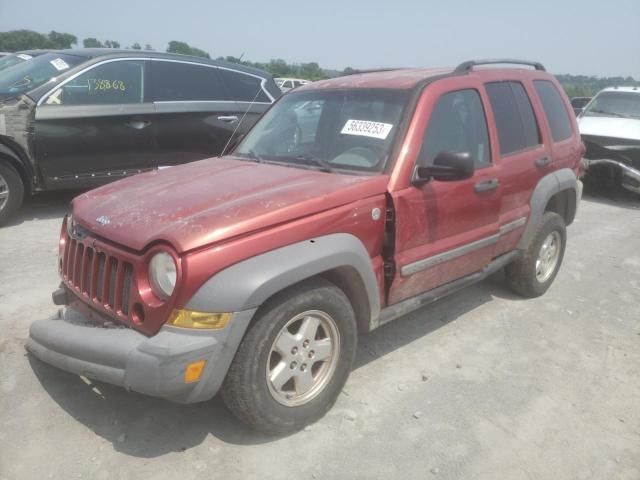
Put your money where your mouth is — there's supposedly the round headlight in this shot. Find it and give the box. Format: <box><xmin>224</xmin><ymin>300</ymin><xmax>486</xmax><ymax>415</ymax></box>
<box><xmin>149</xmin><ymin>252</ymin><xmax>177</xmax><ymax>299</ymax></box>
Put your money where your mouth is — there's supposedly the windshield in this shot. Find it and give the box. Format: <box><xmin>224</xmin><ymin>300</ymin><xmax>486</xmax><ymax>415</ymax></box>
<box><xmin>0</xmin><ymin>53</ymin><xmax>34</xmax><ymax>72</ymax></box>
<box><xmin>234</xmin><ymin>89</ymin><xmax>408</xmax><ymax>173</ymax></box>
<box><xmin>583</xmin><ymin>91</ymin><xmax>640</xmax><ymax>119</ymax></box>
<box><xmin>0</xmin><ymin>53</ymin><xmax>86</xmax><ymax>97</ymax></box>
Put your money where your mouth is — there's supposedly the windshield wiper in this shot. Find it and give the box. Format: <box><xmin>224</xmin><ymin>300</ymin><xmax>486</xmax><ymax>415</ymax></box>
<box><xmin>238</xmin><ymin>149</ymin><xmax>266</xmax><ymax>164</ymax></box>
<box><xmin>292</xmin><ymin>154</ymin><xmax>335</xmax><ymax>173</ymax></box>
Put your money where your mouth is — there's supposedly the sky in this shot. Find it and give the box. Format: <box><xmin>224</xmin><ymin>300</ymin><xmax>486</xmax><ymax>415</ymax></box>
<box><xmin>2</xmin><ymin>0</ymin><xmax>639</xmax><ymax>78</ymax></box>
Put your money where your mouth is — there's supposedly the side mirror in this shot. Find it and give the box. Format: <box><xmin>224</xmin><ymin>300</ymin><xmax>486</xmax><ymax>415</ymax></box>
<box><xmin>412</xmin><ymin>151</ymin><xmax>475</xmax><ymax>185</ymax></box>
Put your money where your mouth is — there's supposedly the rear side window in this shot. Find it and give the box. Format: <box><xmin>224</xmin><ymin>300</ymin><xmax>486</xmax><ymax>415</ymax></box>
<box><xmin>219</xmin><ymin>69</ymin><xmax>270</xmax><ymax>102</ymax></box>
<box><xmin>150</xmin><ymin>61</ymin><xmax>225</xmax><ymax>101</ymax></box>
<box><xmin>486</xmin><ymin>81</ymin><xmax>540</xmax><ymax>155</ymax></box>
<box><xmin>534</xmin><ymin>80</ymin><xmax>573</xmax><ymax>142</ymax></box>
<box><xmin>419</xmin><ymin>89</ymin><xmax>491</xmax><ymax>167</ymax></box>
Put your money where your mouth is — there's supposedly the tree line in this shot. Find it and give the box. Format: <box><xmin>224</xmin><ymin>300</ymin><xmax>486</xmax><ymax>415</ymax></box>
<box><xmin>1</xmin><ymin>29</ymin><xmax>637</xmax><ymax>93</ymax></box>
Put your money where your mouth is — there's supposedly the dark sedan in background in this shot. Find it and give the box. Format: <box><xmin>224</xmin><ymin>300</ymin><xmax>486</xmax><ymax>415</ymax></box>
<box><xmin>0</xmin><ymin>49</ymin><xmax>280</xmax><ymax>224</ymax></box>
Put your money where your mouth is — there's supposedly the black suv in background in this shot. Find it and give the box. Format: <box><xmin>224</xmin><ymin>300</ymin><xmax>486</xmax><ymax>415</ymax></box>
<box><xmin>0</xmin><ymin>49</ymin><xmax>280</xmax><ymax>224</ymax></box>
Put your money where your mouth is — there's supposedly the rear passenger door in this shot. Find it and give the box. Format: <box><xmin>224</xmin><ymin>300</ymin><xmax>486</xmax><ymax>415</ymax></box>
<box><xmin>483</xmin><ymin>80</ymin><xmax>548</xmax><ymax>256</ymax></box>
<box><xmin>147</xmin><ymin>61</ymin><xmax>271</xmax><ymax>167</ymax></box>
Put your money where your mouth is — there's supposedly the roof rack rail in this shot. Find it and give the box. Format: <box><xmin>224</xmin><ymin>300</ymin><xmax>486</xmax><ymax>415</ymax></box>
<box><xmin>342</xmin><ymin>67</ymin><xmax>404</xmax><ymax>75</ymax></box>
<box><xmin>455</xmin><ymin>59</ymin><xmax>546</xmax><ymax>73</ymax></box>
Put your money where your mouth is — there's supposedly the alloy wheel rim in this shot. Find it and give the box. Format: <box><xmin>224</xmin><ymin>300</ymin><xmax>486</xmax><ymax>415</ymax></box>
<box><xmin>536</xmin><ymin>231</ymin><xmax>562</xmax><ymax>283</ymax></box>
<box><xmin>266</xmin><ymin>310</ymin><xmax>340</xmax><ymax>407</ymax></box>
<box><xmin>0</xmin><ymin>172</ymin><xmax>8</xmax><ymax>212</ymax></box>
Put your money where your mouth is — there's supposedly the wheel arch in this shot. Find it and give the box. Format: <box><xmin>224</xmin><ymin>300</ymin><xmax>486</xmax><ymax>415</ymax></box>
<box><xmin>185</xmin><ymin>233</ymin><xmax>381</xmax><ymax>333</ymax></box>
<box><xmin>518</xmin><ymin>168</ymin><xmax>578</xmax><ymax>250</ymax></box>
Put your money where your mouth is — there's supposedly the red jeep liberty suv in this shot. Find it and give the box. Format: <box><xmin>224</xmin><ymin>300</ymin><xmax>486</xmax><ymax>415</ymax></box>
<box><xmin>28</xmin><ymin>59</ymin><xmax>584</xmax><ymax>434</ymax></box>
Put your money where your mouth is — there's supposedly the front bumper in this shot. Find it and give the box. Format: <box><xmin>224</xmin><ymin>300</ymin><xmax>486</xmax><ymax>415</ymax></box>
<box><xmin>26</xmin><ymin>307</ymin><xmax>255</xmax><ymax>403</ymax></box>
<box><xmin>585</xmin><ymin>159</ymin><xmax>640</xmax><ymax>194</ymax></box>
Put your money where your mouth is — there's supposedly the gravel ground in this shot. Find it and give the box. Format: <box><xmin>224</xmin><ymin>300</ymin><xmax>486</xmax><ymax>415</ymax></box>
<box><xmin>0</xmin><ymin>186</ymin><xmax>639</xmax><ymax>480</ymax></box>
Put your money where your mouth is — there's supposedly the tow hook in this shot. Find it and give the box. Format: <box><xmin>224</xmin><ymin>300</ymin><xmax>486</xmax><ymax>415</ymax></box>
<box><xmin>52</xmin><ymin>285</ymin><xmax>69</xmax><ymax>306</ymax></box>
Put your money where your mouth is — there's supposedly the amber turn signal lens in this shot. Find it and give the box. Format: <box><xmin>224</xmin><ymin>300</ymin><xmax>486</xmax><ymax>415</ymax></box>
<box><xmin>167</xmin><ymin>309</ymin><xmax>232</xmax><ymax>329</ymax></box>
<box><xmin>184</xmin><ymin>360</ymin><xmax>206</xmax><ymax>383</ymax></box>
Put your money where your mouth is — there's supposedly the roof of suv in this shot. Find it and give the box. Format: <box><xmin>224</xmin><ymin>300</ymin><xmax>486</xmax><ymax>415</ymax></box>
<box><xmin>298</xmin><ymin>59</ymin><xmax>549</xmax><ymax>92</ymax></box>
<box><xmin>599</xmin><ymin>86</ymin><xmax>640</xmax><ymax>94</ymax></box>
<box><xmin>49</xmin><ymin>48</ymin><xmax>273</xmax><ymax>78</ymax></box>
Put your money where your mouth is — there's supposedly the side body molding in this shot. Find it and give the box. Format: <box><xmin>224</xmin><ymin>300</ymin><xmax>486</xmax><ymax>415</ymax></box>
<box><xmin>518</xmin><ymin>167</ymin><xmax>578</xmax><ymax>250</ymax></box>
<box><xmin>186</xmin><ymin>233</ymin><xmax>381</xmax><ymax>323</ymax></box>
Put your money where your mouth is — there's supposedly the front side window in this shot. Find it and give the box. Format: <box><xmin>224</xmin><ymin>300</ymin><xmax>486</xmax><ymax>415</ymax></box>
<box><xmin>582</xmin><ymin>90</ymin><xmax>640</xmax><ymax>120</ymax></box>
<box><xmin>235</xmin><ymin>89</ymin><xmax>408</xmax><ymax>173</ymax></box>
<box><xmin>534</xmin><ymin>80</ymin><xmax>573</xmax><ymax>142</ymax></box>
<box><xmin>486</xmin><ymin>81</ymin><xmax>540</xmax><ymax>155</ymax></box>
<box><xmin>45</xmin><ymin>60</ymin><xmax>144</xmax><ymax>105</ymax></box>
<box><xmin>419</xmin><ymin>89</ymin><xmax>491</xmax><ymax>167</ymax></box>
<box><xmin>0</xmin><ymin>53</ymin><xmax>85</xmax><ymax>99</ymax></box>
<box><xmin>149</xmin><ymin>61</ymin><xmax>224</xmax><ymax>102</ymax></box>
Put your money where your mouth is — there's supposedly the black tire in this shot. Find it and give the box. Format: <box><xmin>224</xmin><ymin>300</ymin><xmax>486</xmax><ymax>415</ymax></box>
<box><xmin>0</xmin><ymin>161</ymin><xmax>25</xmax><ymax>227</ymax></box>
<box><xmin>222</xmin><ymin>278</ymin><xmax>357</xmax><ymax>435</ymax></box>
<box><xmin>505</xmin><ymin>212</ymin><xmax>566</xmax><ymax>298</ymax></box>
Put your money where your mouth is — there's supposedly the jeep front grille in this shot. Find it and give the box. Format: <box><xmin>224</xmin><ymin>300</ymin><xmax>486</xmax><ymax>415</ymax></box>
<box><xmin>61</xmin><ymin>233</ymin><xmax>135</xmax><ymax>319</ymax></box>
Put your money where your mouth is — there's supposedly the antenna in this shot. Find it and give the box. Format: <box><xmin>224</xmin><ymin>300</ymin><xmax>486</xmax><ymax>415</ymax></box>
<box><xmin>220</xmin><ymin>85</ymin><xmax>264</xmax><ymax>157</ymax></box>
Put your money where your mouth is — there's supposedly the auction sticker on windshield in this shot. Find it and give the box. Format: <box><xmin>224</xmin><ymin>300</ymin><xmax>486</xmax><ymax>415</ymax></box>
<box><xmin>341</xmin><ymin>119</ymin><xmax>393</xmax><ymax>140</ymax></box>
<box><xmin>50</xmin><ymin>58</ymin><xmax>70</xmax><ymax>71</ymax></box>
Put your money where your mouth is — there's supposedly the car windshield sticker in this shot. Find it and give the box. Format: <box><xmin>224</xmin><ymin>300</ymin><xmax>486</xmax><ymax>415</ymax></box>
<box><xmin>17</xmin><ymin>54</ymin><xmax>33</xmax><ymax>60</ymax></box>
<box><xmin>50</xmin><ymin>58</ymin><xmax>70</xmax><ymax>71</ymax></box>
<box><xmin>341</xmin><ymin>119</ymin><xmax>393</xmax><ymax>140</ymax></box>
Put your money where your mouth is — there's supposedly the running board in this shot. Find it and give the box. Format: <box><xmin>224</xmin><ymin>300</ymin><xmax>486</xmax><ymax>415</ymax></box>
<box><xmin>376</xmin><ymin>250</ymin><xmax>520</xmax><ymax>328</ymax></box>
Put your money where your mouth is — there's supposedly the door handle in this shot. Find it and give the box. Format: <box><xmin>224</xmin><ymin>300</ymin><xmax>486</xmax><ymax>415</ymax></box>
<box><xmin>126</xmin><ymin>120</ymin><xmax>151</xmax><ymax>130</ymax></box>
<box><xmin>217</xmin><ymin>115</ymin><xmax>239</xmax><ymax>123</ymax></box>
<box><xmin>474</xmin><ymin>178</ymin><xmax>499</xmax><ymax>193</ymax></box>
<box><xmin>535</xmin><ymin>156</ymin><xmax>551</xmax><ymax>168</ymax></box>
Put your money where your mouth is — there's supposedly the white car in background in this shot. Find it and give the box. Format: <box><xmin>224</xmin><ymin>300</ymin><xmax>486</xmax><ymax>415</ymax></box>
<box><xmin>578</xmin><ymin>86</ymin><xmax>640</xmax><ymax>194</ymax></box>
<box><xmin>275</xmin><ymin>77</ymin><xmax>311</xmax><ymax>92</ymax></box>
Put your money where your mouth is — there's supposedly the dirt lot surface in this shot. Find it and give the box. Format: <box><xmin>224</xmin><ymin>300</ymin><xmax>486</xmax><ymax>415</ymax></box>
<box><xmin>1</xmin><ymin>187</ymin><xmax>639</xmax><ymax>480</ymax></box>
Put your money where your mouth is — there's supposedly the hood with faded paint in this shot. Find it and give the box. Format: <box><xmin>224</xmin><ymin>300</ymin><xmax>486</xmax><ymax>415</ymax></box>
<box><xmin>72</xmin><ymin>157</ymin><xmax>389</xmax><ymax>253</ymax></box>
<box><xmin>578</xmin><ymin>116</ymin><xmax>640</xmax><ymax>142</ymax></box>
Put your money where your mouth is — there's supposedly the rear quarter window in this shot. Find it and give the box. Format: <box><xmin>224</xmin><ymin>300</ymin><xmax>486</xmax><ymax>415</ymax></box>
<box><xmin>534</xmin><ymin>80</ymin><xmax>573</xmax><ymax>142</ymax></box>
<box><xmin>219</xmin><ymin>69</ymin><xmax>270</xmax><ymax>102</ymax></box>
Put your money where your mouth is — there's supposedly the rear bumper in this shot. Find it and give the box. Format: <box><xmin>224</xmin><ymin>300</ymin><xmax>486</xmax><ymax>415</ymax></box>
<box><xmin>26</xmin><ymin>307</ymin><xmax>255</xmax><ymax>403</ymax></box>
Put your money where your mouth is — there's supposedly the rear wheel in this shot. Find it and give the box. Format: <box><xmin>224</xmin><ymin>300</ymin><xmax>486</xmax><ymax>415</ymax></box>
<box><xmin>222</xmin><ymin>278</ymin><xmax>357</xmax><ymax>435</ymax></box>
<box><xmin>505</xmin><ymin>212</ymin><xmax>566</xmax><ymax>298</ymax></box>
<box><xmin>0</xmin><ymin>161</ymin><xmax>24</xmax><ymax>227</ymax></box>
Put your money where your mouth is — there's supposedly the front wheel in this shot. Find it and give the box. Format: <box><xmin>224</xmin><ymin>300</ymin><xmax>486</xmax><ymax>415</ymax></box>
<box><xmin>505</xmin><ymin>212</ymin><xmax>566</xmax><ymax>298</ymax></box>
<box><xmin>0</xmin><ymin>161</ymin><xmax>24</xmax><ymax>227</ymax></box>
<box><xmin>221</xmin><ymin>278</ymin><xmax>357</xmax><ymax>435</ymax></box>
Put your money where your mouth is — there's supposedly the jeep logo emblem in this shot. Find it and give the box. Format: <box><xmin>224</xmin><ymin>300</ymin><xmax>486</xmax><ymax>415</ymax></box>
<box><xmin>96</xmin><ymin>215</ymin><xmax>110</xmax><ymax>226</ymax></box>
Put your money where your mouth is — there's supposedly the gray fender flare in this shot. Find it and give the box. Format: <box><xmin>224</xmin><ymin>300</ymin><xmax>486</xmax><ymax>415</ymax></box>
<box><xmin>518</xmin><ymin>168</ymin><xmax>577</xmax><ymax>250</ymax></box>
<box><xmin>186</xmin><ymin>233</ymin><xmax>381</xmax><ymax>323</ymax></box>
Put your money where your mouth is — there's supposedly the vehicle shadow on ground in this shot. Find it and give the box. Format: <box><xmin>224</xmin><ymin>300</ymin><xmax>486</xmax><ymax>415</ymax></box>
<box><xmin>27</xmin><ymin>273</ymin><xmax>513</xmax><ymax>457</ymax></box>
<box><xmin>6</xmin><ymin>191</ymin><xmax>82</xmax><ymax>226</ymax></box>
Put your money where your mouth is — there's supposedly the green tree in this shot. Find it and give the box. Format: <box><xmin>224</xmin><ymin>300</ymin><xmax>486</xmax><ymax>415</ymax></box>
<box><xmin>166</xmin><ymin>40</ymin><xmax>209</xmax><ymax>58</ymax></box>
<box><xmin>83</xmin><ymin>37</ymin><xmax>103</xmax><ymax>48</ymax></box>
<box><xmin>47</xmin><ymin>31</ymin><xmax>77</xmax><ymax>49</ymax></box>
<box><xmin>104</xmin><ymin>40</ymin><xmax>120</xmax><ymax>49</ymax></box>
<box><xmin>0</xmin><ymin>30</ymin><xmax>51</xmax><ymax>50</ymax></box>
<box><xmin>131</xmin><ymin>42</ymin><xmax>142</xmax><ymax>50</ymax></box>
<box><xmin>144</xmin><ymin>44</ymin><xmax>154</xmax><ymax>51</ymax></box>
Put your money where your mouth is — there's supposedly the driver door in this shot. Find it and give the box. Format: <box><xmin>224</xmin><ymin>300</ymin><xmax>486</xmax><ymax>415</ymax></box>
<box><xmin>388</xmin><ymin>86</ymin><xmax>502</xmax><ymax>305</ymax></box>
